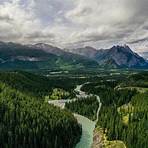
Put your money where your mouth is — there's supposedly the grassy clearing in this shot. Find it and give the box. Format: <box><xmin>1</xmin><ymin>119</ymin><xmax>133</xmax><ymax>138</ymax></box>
<box><xmin>105</xmin><ymin>140</ymin><xmax>126</xmax><ymax>148</ymax></box>
<box><xmin>117</xmin><ymin>103</ymin><xmax>134</xmax><ymax>125</ymax></box>
<box><xmin>117</xmin><ymin>103</ymin><xmax>134</xmax><ymax>114</ymax></box>
<box><xmin>94</xmin><ymin>127</ymin><xmax>126</xmax><ymax>148</ymax></box>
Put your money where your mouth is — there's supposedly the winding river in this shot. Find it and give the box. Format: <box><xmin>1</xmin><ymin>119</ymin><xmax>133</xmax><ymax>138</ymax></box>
<box><xmin>48</xmin><ymin>83</ymin><xmax>102</xmax><ymax>148</ymax></box>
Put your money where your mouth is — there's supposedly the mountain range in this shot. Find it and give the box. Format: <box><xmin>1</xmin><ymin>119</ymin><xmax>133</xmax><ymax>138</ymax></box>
<box><xmin>0</xmin><ymin>41</ymin><xmax>98</xmax><ymax>70</ymax></box>
<box><xmin>67</xmin><ymin>45</ymin><xmax>148</xmax><ymax>68</ymax></box>
<box><xmin>0</xmin><ymin>41</ymin><xmax>147</xmax><ymax>70</ymax></box>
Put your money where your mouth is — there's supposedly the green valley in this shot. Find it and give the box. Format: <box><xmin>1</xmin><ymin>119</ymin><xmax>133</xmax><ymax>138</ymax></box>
<box><xmin>0</xmin><ymin>69</ymin><xmax>147</xmax><ymax>148</ymax></box>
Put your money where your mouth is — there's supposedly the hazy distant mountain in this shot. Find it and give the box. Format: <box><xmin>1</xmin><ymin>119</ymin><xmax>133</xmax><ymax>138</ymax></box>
<box><xmin>68</xmin><ymin>45</ymin><xmax>148</xmax><ymax>68</ymax></box>
<box><xmin>29</xmin><ymin>43</ymin><xmax>66</xmax><ymax>56</ymax></box>
<box><xmin>0</xmin><ymin>41</ymin><xmax>98</xmax><ymax>70</ymax></box>
<box><xmin>65</xmin><ymin>46</ymin><xmax>98</xmax><ymax>59</ymax></box>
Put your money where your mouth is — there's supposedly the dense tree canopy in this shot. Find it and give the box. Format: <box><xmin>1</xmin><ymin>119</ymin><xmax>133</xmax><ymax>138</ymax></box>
<box><xmin>65</xmin><ymin>96</ymin><xmax>99</xmax><ymax>120</ymax></box>
<box><xmin>82</xmin><ymin>74</ymin><xmax>148</xmax><ymax>148</ymax></box>
<box><xmin>0</xmin><ymin>82</ymin><xmax>82</xmax><ymax>148</ymax></box>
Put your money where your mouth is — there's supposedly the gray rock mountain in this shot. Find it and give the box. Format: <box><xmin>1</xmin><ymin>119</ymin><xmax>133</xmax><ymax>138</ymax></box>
<box><xmin>68</xmin><ymin>45</ymin><xmax>148</xmax><ymax>68</ymax></box>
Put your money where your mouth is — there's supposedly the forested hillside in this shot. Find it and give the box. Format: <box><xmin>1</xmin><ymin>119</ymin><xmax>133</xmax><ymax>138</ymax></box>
<box><xmin>0</xmin><ymin>81</ymin><xmax>82</xmax><ymax>148</ymax></box>
<box><xmin>82</xmin><ymin>72</ymin><xmax>148</xmax><ymax>148</ymax></box>
<box><xmin>0</xmin><ymin>71</ymin><xmax>87</xmax><ymax>97</ymax></box>
<box><xmin>118</xmin><ymin>72</ymin><xmax>148</xmax><ymax>88</ymax></box>
<box><xmin>65</xmin><ymin>96</ymin><xmax>99</xmax><ymax>120</ymax></box>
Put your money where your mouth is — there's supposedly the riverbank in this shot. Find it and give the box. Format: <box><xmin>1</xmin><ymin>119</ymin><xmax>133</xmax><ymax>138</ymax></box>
<box><xmin>48</xmin><ymin>82</ymin><xmax>102</xmax><ymax>148</ymax></box>
<box><xmin>72</xmin><ymin>83</ymin><xmax>103</xmax><ymax>148</ymax></box>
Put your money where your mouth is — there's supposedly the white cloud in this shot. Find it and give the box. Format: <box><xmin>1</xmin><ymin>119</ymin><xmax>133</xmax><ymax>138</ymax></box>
<box><xmin>0</xmin><ymin>0</ymin><xmax>148</xmax><ymax>52</ymax></box>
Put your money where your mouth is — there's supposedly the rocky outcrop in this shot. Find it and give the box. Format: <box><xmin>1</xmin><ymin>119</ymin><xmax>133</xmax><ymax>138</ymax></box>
<box><xmin>92</xmin><ymin>128</ymin><xmax>104</xmax><ymax>148</ymax></box>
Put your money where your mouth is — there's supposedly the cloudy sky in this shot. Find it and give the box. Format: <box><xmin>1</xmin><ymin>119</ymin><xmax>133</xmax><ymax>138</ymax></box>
<box><xmin>0</xmin><ymin>0</ymin><xmax>148</xmax><ymax>52</ymax></box>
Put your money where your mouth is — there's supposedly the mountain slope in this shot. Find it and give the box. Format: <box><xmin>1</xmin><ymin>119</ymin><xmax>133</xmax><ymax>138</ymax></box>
<box><xmin>0</xmin><ymin>42</ymin><xmax>99</xmax><ymax>70</ymax></box>
<box><xmin>68</xmin><ymin>45</ymin><xmax>148</xmax><ymax>68</ymax></box>
<box><xmin>30</xmin><ymin>43</ymin><xmax>99</xmax><ymax>68</ymax></box>
<box><xmin>65</xmin><ymin>46</ymin><xmax>98</xmax><ymax>59</ymax></box>
<box><xmin>29</xmin><ymin>43</ymin><xmax>66</xmax><ymax>56</ymax></box>
<box><xmin>96</xmin><ymin>45</ymin><xmax>147</xmax><ymax>68</ymax></box>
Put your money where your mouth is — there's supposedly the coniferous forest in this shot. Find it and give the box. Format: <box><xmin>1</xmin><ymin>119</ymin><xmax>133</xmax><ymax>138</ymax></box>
<box><xmin>0</xmin><ymin>79</ymin><xmax>82</xmax><ymax>148</ymax></box>
<box><xmin>81</xmin><ymin>72</ymin><xmax>148</xmax><ymax>148</ymax></box>
<box><xmin>0</xmin><ymin>70</ymin><xmax>147</xmax><ymax>148</ymax></box>
<box><xmin>65</xmin><ymin>96</ymin><xmax>99</xmax><ymax>120</ymax></box>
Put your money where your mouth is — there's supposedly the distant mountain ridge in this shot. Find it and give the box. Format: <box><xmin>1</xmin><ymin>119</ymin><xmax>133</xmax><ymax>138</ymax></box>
<box><xmin>29</xmin><ymin>43</ymin><xmax>66</xmax><ymax>56</ymax></box>
<box><xmin>68</xmin><ymin>45</ymin><xmax>148</xmax><ymax>68</ymax></box>
<box><xmin>0</xmin><ymin>41</ymin><xmax>147</xmax><ymax>70</ymax></box>
<box><xmin>0</xmin><ymin>41</ymin><xmax>98</xmax><ymax>70</ymax></box>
